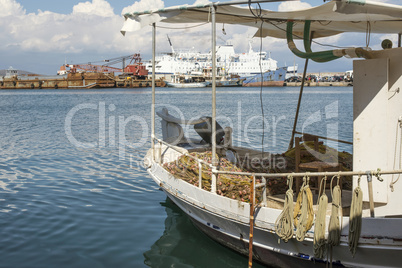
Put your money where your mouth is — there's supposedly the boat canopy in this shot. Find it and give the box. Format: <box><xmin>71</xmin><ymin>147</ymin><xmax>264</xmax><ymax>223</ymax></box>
<box><xmin>121</xmin><ymin>0</ymin><xmax>402</xmax><ymax>39</ymax></box>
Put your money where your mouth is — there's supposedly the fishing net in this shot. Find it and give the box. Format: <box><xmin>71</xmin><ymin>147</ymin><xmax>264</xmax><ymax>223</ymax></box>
<box><xmin>163</xmin><ymin>151</ymin><xmax>263</xmax><ymax>203</ymax></box>
<box><xmin>162</xmin><ymin>143</ymin><xmax>353</xmax><ymax>203</ymax></box>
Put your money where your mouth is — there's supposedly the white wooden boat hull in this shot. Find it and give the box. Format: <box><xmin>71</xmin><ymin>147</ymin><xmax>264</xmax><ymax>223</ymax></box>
<box><xmin>146</xmin><ymin>148</ymin><xmax>402</xmax><ymax>268</ymax></box>
<box><xmin>165</xmin><ymin>81</ymin><xmax>209</xmax><ymax>88</ymax></box>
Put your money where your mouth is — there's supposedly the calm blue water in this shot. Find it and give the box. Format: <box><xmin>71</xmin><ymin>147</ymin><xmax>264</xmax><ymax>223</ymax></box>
<box><xmin>0</xmin><ymin>86</ymin><xmax>352</xmax><ymax>267</ymax></box>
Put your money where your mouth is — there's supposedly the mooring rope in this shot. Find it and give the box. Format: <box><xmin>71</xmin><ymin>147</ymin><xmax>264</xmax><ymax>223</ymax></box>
<box><xmin>275</xmin><ymin>175</ymin><xmax>294</xmax><ymax>242</ymax></box>
<box><xmin>294</xmin><ymin>176</ymin><xmax>314</xmax><ymax>241</ymax></box>
<box><xmin>327</xmin><ymin>175</ymin><xmax>342</xmax><ymax>268</ymax></box>
<box><xmin>313</xmin><ymin>176</ymin><xmax>328</xmax><ymax>259</ymax></box>
<box><xmin>349</xmin><ymin>175</ymin><xmax>363</xmax><ymax>257</ymax></box>
<box><xmin>328</xmin><ymin>175</ymin><xmax>342</xmax><ymax>247</ymax></box>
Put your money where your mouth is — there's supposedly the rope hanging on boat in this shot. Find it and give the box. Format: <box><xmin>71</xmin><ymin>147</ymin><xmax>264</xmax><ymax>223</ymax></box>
<box><xmin>349</xmin><ymin>175</ymin><xmax>363</xmax><ymax>257</ymax></box>
<box><xmin>248</xmin><ymin>0</ymin><xmax>266</xmax><ymax>158</ymax></box>
<box><xmin>372</xmin><ymin>168</ymin><xmax>383</xmax><ymax>182</ymax></box>
<box><xmin>313</xmin><ymin>176</ymin><xmax>328</xmax><ymax>259</ymax></box>
<box><xmin>328</xmin><ymin>175</ymin><xmax>342</xmax><ymax>247</ymax></box>
<box><xmin>294</xmin><ymin>176</ymin><xmax>314</xmax><ymax>241</ymax></box>
<box><xmin>275</xmin><ymin>175</ymin><xmax>294</xmax><ymax>242</ymax></box>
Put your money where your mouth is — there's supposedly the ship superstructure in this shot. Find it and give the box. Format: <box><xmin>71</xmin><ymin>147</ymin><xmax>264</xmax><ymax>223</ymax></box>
<box><xmin>146</xmin><ymin>39</ymin><xmax>280</xmax><ymax>77</ymax></box>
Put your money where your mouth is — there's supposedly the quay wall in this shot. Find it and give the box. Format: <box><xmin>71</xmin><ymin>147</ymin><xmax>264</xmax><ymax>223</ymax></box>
<box><xmin>0</xmin><ymin>72</ymin><xmax>165</xmax><ymax>89</ymax></box>
<box><xmin>284</xmin><ymin>81</ymin><xmax>353</xmax><ymax>87</ymax></box>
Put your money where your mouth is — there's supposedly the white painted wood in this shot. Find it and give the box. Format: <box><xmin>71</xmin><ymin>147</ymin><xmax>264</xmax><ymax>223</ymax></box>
<box><xmin>353</xmin><ymin>48</ymin><xmax>402</xmax><ymax>216</ymax></box>
<box><xmin>353</xmin><ymin>57</ymin><xmax>389</xmax><ymax>204</ymax></box>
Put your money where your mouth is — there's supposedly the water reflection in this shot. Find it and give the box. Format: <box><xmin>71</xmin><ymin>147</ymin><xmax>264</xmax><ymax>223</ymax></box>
<box><xmin>144</xmin><ymin>198</ymin><xmax>266</xmax><ymax>268</ymax></box>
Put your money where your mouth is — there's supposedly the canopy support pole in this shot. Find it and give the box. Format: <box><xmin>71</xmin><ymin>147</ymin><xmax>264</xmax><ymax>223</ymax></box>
<box><xmin>288</xmin><ymin>32</ymin><xmax>314</xmax><ymax>151</ymax></box>
<box><xmin>248</xmin><ymin>175</ymin><xmax>255</xmax><ymax>268</ymax></box>
<box><xmin>151</xmin><ymin>23</ymin><xmax>156</xmax><ymax>160</ymax></box>
<box><xmin>398</xmin><ymin>34</ymin><xmax>401</xmax><ymax>47</ymax></box>
<box><xmin>211</xmin><ymin>5</ymin><xmax>217</xmax><ymax>194</ymax></box>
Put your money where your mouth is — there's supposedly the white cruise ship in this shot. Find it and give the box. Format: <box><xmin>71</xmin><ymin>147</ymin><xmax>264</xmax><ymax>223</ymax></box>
<box><xmin>221</xmin><ymin>43</ymin><xmax>278</xmax><ymax>77</ymax></box>
<box><xmin>145</xmin><ymin>39</ymin><xmax>282</xmax><ymax>78</ymax></box>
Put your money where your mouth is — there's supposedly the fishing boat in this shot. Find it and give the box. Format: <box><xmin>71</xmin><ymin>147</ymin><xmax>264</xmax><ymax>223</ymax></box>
<box><xmin>165</xmin><ymin>81</ymin><xmax>209</xmax><ymax>88</ymax></box>
<box><xmin>121</xmin><ymin>0</ymin><xmax>402</xmax><ymax>267</ymax></box>
<box><xmin>214</xmin><ymin>76</ymin><xmax>244</xmax><ymax>87</ymax></box>
<box><xmin>165</xmin><ymin>74</ymin><xmax>209</xmax><ymax>88</ymax></box>
<box><xmin>202</xmin><ymin>68</ymin><xmax>245</xmax><ymax>87</ymax></box>
<box><xmin>242</xmin><ymin>66</ymin><xmax>287</xmax><ymax>87</ymax></box>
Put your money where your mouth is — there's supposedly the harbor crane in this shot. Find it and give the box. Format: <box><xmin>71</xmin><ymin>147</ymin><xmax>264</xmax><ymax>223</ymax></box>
<box><xmin>58</xmin><ymin>54</ymin><xmax>147</xmax><ymax>76</ymax></box>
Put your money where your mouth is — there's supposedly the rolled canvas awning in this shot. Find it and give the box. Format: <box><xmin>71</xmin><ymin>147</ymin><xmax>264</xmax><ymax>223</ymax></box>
<box><xmin>121</xmin><ymin>0</ymin><xmax>402</xmax><ymax>39</ymax></box>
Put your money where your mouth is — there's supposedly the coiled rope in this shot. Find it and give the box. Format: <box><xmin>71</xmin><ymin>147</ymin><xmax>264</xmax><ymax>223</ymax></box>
<box><xmin>327</xmin><ymin>175</ymin><xmax>342</xmax><ymax>267</ymax></box>
<box><xmin>349</xmin><ymin>175</ymin><xmax>363</xmax><ymax>257</ymax></box>
<box><xmin>328</xmin><ymin>175</ymin><xmax>342</xmax><ymax>247</ymax></box>
<box><xmin>313</xmin><ymin>176</ymin><xmax>328</xmax><ymax>259</ymax></box>
<box><xmin>294</xmin><ymin>176</ymin><xmax>314</xmax><ymax>241</ymax></box>
<box><xmin>275</xmin><ymin>175</ymin><xmax>294</xmax><ymax>242</ymax></box>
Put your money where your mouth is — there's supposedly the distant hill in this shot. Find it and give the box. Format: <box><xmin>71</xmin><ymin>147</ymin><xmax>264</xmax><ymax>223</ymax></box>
<box><xmin>0</xmin><ymin>69</ymin><xmax>40</xmax><ymax>76</ymax></box>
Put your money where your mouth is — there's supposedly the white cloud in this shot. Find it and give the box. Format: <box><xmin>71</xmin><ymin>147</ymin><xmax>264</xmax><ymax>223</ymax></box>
<box><xmin>20</xmin><ymin>38</ymin><xmax>48</xmax><ymax>52</ymax></box>
<box><xmin>0</xmin><ymin>0</ymin><xmax>25</xmax><ymax>17</ymax></box>
<box><xmin>0</xmin><ymin>0</ymin><xmax>355</xmax><ymax>74</ymax></box>
<box><xmin>0</xmin><ymin>0</ymin><xmax>148</xmax><ymax>52</ymax></box>
<box><xmin>51</xmin><ymin>33</ymin><xmax>73</xmax><ymax>43</ymax></box>
<box><xmin>312</xmin><ymin>34</ymin><xmax>342</xmax><ymax>49</ymax></box>
<box><xmin>278</xmin><ymin>1</ymin><xmax>312</xmax><ymax>11</ymax></box>
<box><xmin>192</xmin><ymin>0</ymin><xmax>211</xmax><ymax>5</ymax></box>
<box><xmin>121</xmin><ymin>0</ymin><xmax>164</xmax><ymax>15</ymax></box>
<box><xmin>0</xmin><ymin>0</ymin><xmax>140</xmax><ymax>55</ymax></box>
<box><xmin>73</xmin><ymin>0</ymin><xmax>114</xmax><ymax>17</ymax></box>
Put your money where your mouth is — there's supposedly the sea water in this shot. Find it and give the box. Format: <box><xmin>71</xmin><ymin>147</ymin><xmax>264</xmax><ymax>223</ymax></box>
<box><xmin>0</xmin><ymin>86</ymin><xmax>352</xmax><ymax>267</ymax></box>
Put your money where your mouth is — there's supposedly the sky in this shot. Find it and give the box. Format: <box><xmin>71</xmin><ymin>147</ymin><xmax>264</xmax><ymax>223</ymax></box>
<box><xmin>0</xmin><ymin>0</ymin><xmax>400</xmax><ymax>75</ymax></box>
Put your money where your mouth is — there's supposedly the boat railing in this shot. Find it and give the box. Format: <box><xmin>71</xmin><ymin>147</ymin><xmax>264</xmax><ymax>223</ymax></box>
<box><xmin>153</xmin><ymin>137</ymin><xmax>215</xmax><ymax>190</ymax></box>
<box><xmin>294</xmin><ymin>131</ymin><xmax>353</xmax><ymax>145</ymax></box>
<box><xmin>152</xmin><ymin>136</ymin><xmax>402</xmax><ymax>210</ymax></box>
<box><xmin>153</xmin><ymin>137</ymin><xmax>214</xmax><ymax>167</ymax></box>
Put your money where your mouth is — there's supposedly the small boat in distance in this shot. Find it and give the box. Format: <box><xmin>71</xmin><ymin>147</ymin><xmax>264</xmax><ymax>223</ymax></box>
<box><xmin>242</xmin><ymin>66</ymin><xmax>287</xmax><ymax>87</ymax></box>
<box><xmin>165</xmin><ymin>75</ymin><xmax>209</xmax><ymax>88</ymax></box>
<box><xmin>214</xmin><ymin>76</ymin><xmax>244</xmax><ymax>87</ymax></box>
